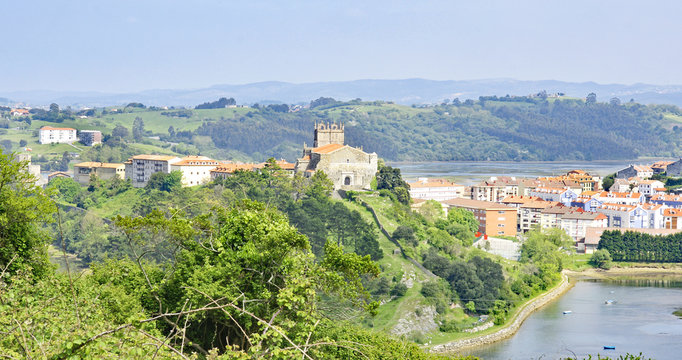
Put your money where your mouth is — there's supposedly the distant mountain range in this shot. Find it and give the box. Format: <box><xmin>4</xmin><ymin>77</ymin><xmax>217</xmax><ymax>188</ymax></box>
<box><xmin>3</xmin><ymin>78</ymin><xmax>682</xmax><ymax>108</ymax></box>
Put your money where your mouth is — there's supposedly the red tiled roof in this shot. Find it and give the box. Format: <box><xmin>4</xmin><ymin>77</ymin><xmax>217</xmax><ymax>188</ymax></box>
<box><xmin>311</xmin><ymin>143</ymin><xmax>345</xmax><ymax>154</ymax></box>
<box><xmin>41</xmin><ymin>126</ymin><xmax>76</xmax><ymax>131</ymax></box>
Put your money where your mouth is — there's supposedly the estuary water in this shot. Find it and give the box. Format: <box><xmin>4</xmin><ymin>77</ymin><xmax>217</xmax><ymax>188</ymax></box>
<box><xmin>466</xmin><ymin>277</ymin><xmax>682</xmax><ymax>360</ymax></box>
<box><xmin>390</xmin><ymin>160</ymin><xmax>641</xmax><ymax>185</ymax></box>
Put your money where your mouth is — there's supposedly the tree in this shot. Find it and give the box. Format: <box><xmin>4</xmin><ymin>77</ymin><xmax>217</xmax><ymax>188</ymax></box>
<box><xmin>0</xmin><ymin>149</ymin><xmax>55</xmax><ymax>278</ymax></box>
<box><xmin>167</xmin><ymin>125</ymin><xmax>175</xmax><ymax>138</ymax></box>
<box><xmin>132</xmin><ymin>117</ymin><xmax>145</xmax><ymax>141</ymax></box>
<box><xmin>145</xmin><ymin>171</ymin><xmax>182</xmax><ymax>192</ymax></box>
<box><xmin>602</xmin><ymin>173</ymin><xmax>615</xmax><ymax>191</ymax></box>
<box><xmin>447</xmin><ymin>207</ymin><xmax>479</xmax><ymax>234</ymax></box>
<box><xmin>590</xmin><ymin>249</ymin><xmax>612</xmax><ymax>269</ymax></box>
<box><xmin>610</xmin><ymin>97</ymin><xmax>621</xmax><ymax>106</ymax></box>
<box><xmin>418</xmin><ymin>200</ymin><xmax>444</xmax><ymax>223</ymax></box>
<box><xmin>586</xmin><ymin>92</ymin><xmax>597</xmax><ymax>104</ymax></box>
<box><xmin>111</xmin><ymin>125</ymin><xmax>129</xmax><ymax>139</ymax></box>
<box><xmin>19</xmin><ymin>139</ymin><xmax>27</xmax><ymax>147</ymax></box>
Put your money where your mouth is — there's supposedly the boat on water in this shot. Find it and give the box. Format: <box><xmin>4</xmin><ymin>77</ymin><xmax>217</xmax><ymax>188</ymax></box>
<box><xmin>605</xmin><ymin>299</ymin><xmax>617</xmax><ymax>305</ymax></box>
<box><xmin>563</xmin><ymin>310</ymin><xmax>572</xmax><ymax>314</ymax></box>
<box><xmin>604</xmin><ymin>346</ymin><xmax>616</xmax><ymax>350</ymax></box>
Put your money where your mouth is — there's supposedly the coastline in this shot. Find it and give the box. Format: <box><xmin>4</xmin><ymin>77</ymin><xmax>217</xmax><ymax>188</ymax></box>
<box><xmin>430</xmin><ymin>264</ymin><xmax>682</xmax><ymax>354</ymax></box>
<box><xmin>430</xmin><ymin>270</ymin><xmax>574</xmax><ymax>354</ymax></box>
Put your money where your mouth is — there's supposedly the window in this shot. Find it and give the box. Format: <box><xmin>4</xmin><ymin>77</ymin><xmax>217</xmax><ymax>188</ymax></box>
<box><xmin>497</xmin><ymin>224</ymin><xmax>504</xmax><ymax>227</ymax></box>
<box><xmin>344</xmin><ymin>177</ymin><xmax>351</xmax><ymax>185</ymax></box>
<box><xmin>498</xmin><ymin>217</ymin><xmax>506</xmax><ymax>221</ymax></box>
<box><xmin>498</xmin><ymin>211</ymin><xmax>505</xmax><ymax>214</ymax></box>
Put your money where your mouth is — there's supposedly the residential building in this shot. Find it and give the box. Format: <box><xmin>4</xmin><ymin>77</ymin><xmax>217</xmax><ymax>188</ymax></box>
<box><xmin>295</xmin><ymin>123</ymin><xmax>377</xmax><ymax>190</ymax></box>
<box><xmin>442</xmin><ymin>198</ymin><xmax>517</xmax><ymax>237</ymax></box>
<box><xmin>170</xmin><ymin>156</ymin><xmax>222</xmax><ymax>187</ymax></box>
<box><xmin>560</xmin><ymin>211</ymin><xmax>608</xmax><ymax>252</ymax></box>
<box><xmin>10</xmin><ymin>108</ymin><xmax>29</xmax><ymax>116</ymax></box>
<box><xmin>570</xmin><ymin>197</ymin><xmax>603</xmax><ymax>212</ymax></box>
<box><xmin>663</xmin><ymin>208</ymin><xmax>682</xmax><ymax>229</ymax></box>
<box><xmin>73</xmin><ymin>162</ymin><xmax>125</xmax><ymax>184</ymax></box>
<box><xmin>408</xmin><ymin>178</ymin><xmax>466</xmax><ymax>201</ymax></box>
<box><xmin>39</xmin><ymin>126</ymin><xmax>77</xmax><ymax>144</ymax></box>
<box><xmin>637</xmin><ymin>180</ymin><xmax>666</xmax><ymax>197</ymax></box>
<box><xmin>210</xmin><ymin>163</ymin><xmax>259</xmax><ymax>180</ymax></box>
<box><xmin>594</xmin><ymin>191</ymin><xmax>645</xmax><ymax>206</ymax></box>
<box><xmin>471</xmin><ymin>176</ymin><xmax>523</xmax><ymax>202</ymax></box>
<box><xmin>78</xmin><ymin>130</ymin><xmax>102</xmax><ymax>146</ymax></box>
<box><xmin>667</xmin><ymin>158</ymin><xmax>682</xmax><ymax>177</ymax></box>
<box><xmin>595</xmin><ymin>203</ymin><xmax>665</xmax><ymax>229</ymax></box>
<box><xmin>528</xmin><ymin>187</ymin><xmax>578</xmax><ymax>205</ymax></box>
<box><xmin>540</xmin><ymin>205</ymin><xmax>574</xmax><ymax>229</ymax></box>
<box><xmin>15</xmin><ymin>153</ymin><xmax>44</xmax><ymax>186</ymax></box>
<box><xmin>610</xmin><ymin>178</ymin><xmax>632</xmax><ymax>193</ymax></box>
<box><xmin>124</xmin><ymin>155</ymin><xmax>181</xmax><ymax>188</ymax></box>
<box><xmin>519</xmin><ymin>200</ymin><xmax>561</xmax><ymax>232</ymax></box>
<box><xmin>651</xmin><ymin>160</ymin><xmax>674</xmax><ymax>174</ymax></box>
<box><xmin>650</xmin><ymin>193</ymin><xmax>682</xmax><ymax>208</ymax></box>
<box><xmin>537</xmin><ymin>170</ymin><xmax>600</xmax><ymax>193</ymax></box>
<box><xmin>615</xmin><ymin>164</ymin><xmax>653</xmax><ymax>179</ymax></box>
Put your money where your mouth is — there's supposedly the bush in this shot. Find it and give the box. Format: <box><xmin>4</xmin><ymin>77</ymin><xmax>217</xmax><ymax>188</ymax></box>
<box><xmin>590</xmin><ymin>249</ymin><xmax>612</xmax><ymax>269</ymax></box>
<box><xmin>390</xmin><ymin>283</ymin><xmax>408</xmax><ymax>297</ymax></box>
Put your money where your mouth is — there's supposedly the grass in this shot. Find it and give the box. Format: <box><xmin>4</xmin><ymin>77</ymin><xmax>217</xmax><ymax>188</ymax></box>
<box><xmin>674</xmin><ymin>309</ymin><xmax>682</xmax><ymax>318</ymax></box>
<box><xmin>48</xmin><ymin>245</ymin><xmax>88</xmax><ymax>274</ymax></box>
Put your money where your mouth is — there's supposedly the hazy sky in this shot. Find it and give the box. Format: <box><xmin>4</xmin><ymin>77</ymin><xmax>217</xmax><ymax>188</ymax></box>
<box><xmin>1</xmin><ymin>0</ymin><xmax>681</xmax><ymax>92</ymax></box>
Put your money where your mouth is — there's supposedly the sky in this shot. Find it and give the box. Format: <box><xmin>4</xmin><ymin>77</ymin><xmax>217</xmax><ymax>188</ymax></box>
<box><xmin>1</xmin><ymin>0</ymin><xmax>681</xmax><ymax>92</ymax></box>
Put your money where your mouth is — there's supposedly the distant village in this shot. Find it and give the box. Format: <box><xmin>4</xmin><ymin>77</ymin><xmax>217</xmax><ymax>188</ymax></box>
<box><xmin>19</xmin><ymin>123</ymin><xmax>682</xmax><ymax>256</ymax></box>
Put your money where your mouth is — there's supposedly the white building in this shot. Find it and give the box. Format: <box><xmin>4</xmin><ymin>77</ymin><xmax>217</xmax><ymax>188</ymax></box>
<box><xmin>39</xmin><ymin>126</ymin><xmax>77</xmax><ymax>144</ymax></box>
<box><xmin>408</xmin><ymin>178</ymin><xmax>466</xmax><ymax>202</ymax></box>
<box><xmin>124</xmin><ymin>155</ymin><xmax>181</xmax><ymax>188</ymax></box>
<box><xmin>594</xmin><ymin>191</ymin><xmax>645</xmax><ymax>206</ymax></box>
<box><xmin>560</xmin><ymin>211</ymin><xmax>608</xmax><ymax>252</ymax></box>
<box><xmin>170</xmin><ymin>156</ymin><xmax>222</xmax><ymax>187</ymax></box>
<box><xmin>637</xmin><ymin>180</ymin><xmax>666</xmax><ymax>197</ymax></box>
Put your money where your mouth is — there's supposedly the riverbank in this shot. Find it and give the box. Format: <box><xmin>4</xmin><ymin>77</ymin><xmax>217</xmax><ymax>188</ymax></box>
<box><xmin>430</xmin><ymin>270</ymin><xmax>574</xmax><ymax>353</ymax></box>
<box><xmin>566</xmin><ymin>264</ymin><xmax>682</xmax><ymax>280</ymax></box>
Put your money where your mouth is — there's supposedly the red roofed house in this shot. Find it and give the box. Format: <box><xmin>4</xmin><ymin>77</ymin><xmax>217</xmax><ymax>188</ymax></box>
<box><xmin>663</xmin><ymin>208</ymin><xmax>682</xmax><ymax>229</ymax></box>
<box><xmin>170</xmin><ymin>156</ymin><xmax>222</xmax><ymax>187</ymax></box>
<box><xmin>39</xmin><ymin>126</ymin><xmax>77</xmax><ymax>144</ymax></box>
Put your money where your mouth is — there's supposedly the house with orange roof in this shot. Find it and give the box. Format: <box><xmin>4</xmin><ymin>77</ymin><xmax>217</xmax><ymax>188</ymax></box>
<box><xmin>39</xmin><ymin>126</ymin><xmax>77</xmax><ymax>144</ymax></box>
<box><xmin>471</xmin><ymin>176</ymin><xmax>529</xmax><ymax>202</ymax></box>
<box><xmin>651</xmin><ymin>160</ymin><xmax>674</xmax><ymax>174</ymax></box>
<box><xmin>663</xmin><ymin>208</ymin><xmax>682</xmax><ymax>229</ymax></box>
<box><xmin>560</xmin><ymin>211</ymin><xmax>608</xmax><ymax>252</ymax></box>
<box><xmin>294</xmin><ymin>123</ymin><xmax>377</xmax><ymax>190</ymax></box>
<box><xmin>595</xmin><ymin>191</ymin><xmax>645</xmax><ymax>206</ymax></box>
<box><xmin>442</xmin><ymin>198</ymin><xmax>517</xmax><ymax>237</ymax></box>
<box><xmin>170</xmin><ymin>156</ymin><xmax>222</xmax><ymax>186</ymax></box>
<box><xmin>124</xmin><ymin>154</ymin><xmax>181</xmax><ymax>187</ymax></box>
<box><xmin>74</xmin><ymin>162</ymin><xmax>125</xmax><ymax>184</ymax></box>
<box><xmin>408</xmin><ymin>178</ymin><xmax>466</xmax><ymax>201</ymax></box>
<box><xmin>650</xmin><ymin>193</ymin><xmax>682</xmax><ymax>208</ymax></box>
<box><xmin>595</xmin><ymin>202</ymin><xmax>667</xmax><ymax>229</ymax></box>
<box><xmin>10</xmin><ymin>108</ymin><xmax>29</xmax><ymax>116</ymax></box>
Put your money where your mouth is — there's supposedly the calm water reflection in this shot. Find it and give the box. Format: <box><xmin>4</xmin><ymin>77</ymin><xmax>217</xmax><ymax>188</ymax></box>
<box><xmin>466</xmin><ymin>278</ymin><xmax>682</xmax><ymax>360</ymax></box>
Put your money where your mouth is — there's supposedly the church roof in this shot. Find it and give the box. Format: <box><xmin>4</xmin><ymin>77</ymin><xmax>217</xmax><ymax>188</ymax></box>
<box><xmin>311</xmin><ymin>143</ymin><xmax>345</xmax><ymax>154</ymax></box>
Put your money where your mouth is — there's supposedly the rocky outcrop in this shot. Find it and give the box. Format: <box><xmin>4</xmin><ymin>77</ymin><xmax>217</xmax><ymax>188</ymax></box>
<box><xmin>391</xmin><ymin>305</ymin><xmax>438</xmax><ymax>336</ymax></box>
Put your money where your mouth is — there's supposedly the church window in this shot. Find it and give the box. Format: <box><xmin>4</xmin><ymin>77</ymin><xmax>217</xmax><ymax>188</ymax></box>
<box><xmin>344</xmin><ymin>177</ymin><xmax>351</xmax><ymax>185</ymax></box>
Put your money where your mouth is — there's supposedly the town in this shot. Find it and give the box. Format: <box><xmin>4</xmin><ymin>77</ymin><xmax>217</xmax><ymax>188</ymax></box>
<box><xmin>19</xmin><ymin>120</ymin><xmax>682</xmax><ymax>258</ymax></box>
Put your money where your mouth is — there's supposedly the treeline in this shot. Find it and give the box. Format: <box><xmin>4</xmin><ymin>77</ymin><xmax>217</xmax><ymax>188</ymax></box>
<box><xmin>181</xmin><ymin>97</ymin><xmax>682</xmax><ymax>161</ymax></box>
<box><xmin>599</xmin><ymin>230</ymin><xmax>682</xmax><ymax>262</ymax></box>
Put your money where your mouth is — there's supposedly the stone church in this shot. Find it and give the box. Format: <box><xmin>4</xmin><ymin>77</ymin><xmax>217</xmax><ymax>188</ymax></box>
<box><xmin>295</xmin><ymin>122</ymin><xmax>378</xmax><ymax>190</ymax></box>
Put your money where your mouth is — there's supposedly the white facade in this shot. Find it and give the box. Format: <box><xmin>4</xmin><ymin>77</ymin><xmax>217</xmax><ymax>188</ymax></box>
<box><xmin>638</xmin><ymin>180</ymin><xmax>665</xmax><ymax>196</ymax></box>
<box><xmin>408</xmin><ymin>178</ymin><xmax>466</xmax><ymax>201</ymax></box>
<box><xmin>595</xmin><ymin>191</ymin><xmax>645</xmax><ymax>206</ymax></box>
<box><xmin>39</xmin><ymin>126</ymin><xmax>77</xmax><ymax>144</ymax></box>
<box><xmin>124</xmin><ymin>155</ymin><xmax>181</xmax><ymax>188</ymax></box>
<box><xmin>170</xmin><ymin>156</ymin><xmax>221</xmax><ymax>187</ymax></box>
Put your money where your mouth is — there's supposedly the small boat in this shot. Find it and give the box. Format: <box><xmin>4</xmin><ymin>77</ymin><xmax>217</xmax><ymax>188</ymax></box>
<box><xmin>605</xmin><ymin>299</ymin><xmax>616</xmax><ymax>305</ymax></box>
<box><xmin>563</xmin><ymin>310</ymin><xmax>572</xmax><ymax>315</ymax></box>
<box><xmin>604</xmin><ymin>346</ymin><xmax>616</xmax><ymax>350</ymax></box>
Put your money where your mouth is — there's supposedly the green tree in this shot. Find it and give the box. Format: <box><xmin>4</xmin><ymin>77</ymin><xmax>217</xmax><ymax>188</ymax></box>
<box><xmin>590</xmin><ymin>249</ymin><xmax>613</xmax><ymax>269</ymax></box>
<box><xmin>0</xmin><ymin>150</ymin><xmax>55</xmax><ymax>278</ymax></box>
<box><xmin>586</xmin><ymin>92</ymin><xmax>597</xmax><ymax>104</ymax></box>
<box><xmin>111</xmin><ymin>124</ymin><xmax>129</xmax><ymax>139</ymax></box>
<box><xmin>132</xmin><ymin>117</ymin><xmax>145</xmax><ymax>141</ymax></box>
<box><xmin>145</xmin><ymin>171</ymin><xmax>182</xmax><ymax>192</ymax></box>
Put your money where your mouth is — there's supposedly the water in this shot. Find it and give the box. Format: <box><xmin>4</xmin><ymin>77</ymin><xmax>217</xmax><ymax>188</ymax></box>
<box><xmin>466</xmin><ymin>277</ymin><xmax>682</xmax><ymax>360</ymax></box>
<box><xmin>390</xmin><ymin>160</ymin><xmax>648</xmax><ymax>185</ymax></box>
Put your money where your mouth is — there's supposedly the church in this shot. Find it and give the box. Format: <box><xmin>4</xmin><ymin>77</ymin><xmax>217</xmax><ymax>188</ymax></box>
<box><xmin>295</xmin><ymin>122</ymin><xmax>378</xmax><ymax>190</ymax></box>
